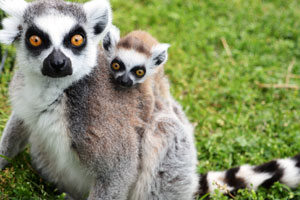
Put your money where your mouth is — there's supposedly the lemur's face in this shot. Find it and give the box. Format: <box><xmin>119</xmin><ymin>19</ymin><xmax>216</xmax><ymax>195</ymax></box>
<box><xmin>0</xmin><ymin>0</ymin><xmax>111</xmax><ymax>80</ymax></box>
<box><xmin>110</xmin><ymin>49</ymin><xmax>149</xmax><ymax>87</ymax></box>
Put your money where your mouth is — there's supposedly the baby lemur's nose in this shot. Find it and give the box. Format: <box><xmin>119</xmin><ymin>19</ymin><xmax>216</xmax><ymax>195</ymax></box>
<box><xmin>117</xmin><ymin>76</ymin><xmax>133</xmax><ymax>87</ymax></box>
<box><xmin>122</xmin><ymin>79</ymin><xmax>133</xmax><ymax>87</ymax></box>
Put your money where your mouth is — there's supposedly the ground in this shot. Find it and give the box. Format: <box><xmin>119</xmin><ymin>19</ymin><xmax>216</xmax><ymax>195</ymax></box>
<box><xmin>1</xmin><ymin>0</ymin><xmax>300</xmax><ymax>199</ymax></box>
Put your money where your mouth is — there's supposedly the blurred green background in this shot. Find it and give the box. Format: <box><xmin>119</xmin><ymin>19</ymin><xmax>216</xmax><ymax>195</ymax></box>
<box><xmin>1</xmin><ymin>0</ymin><xmax>300</xmax><ymax>199</ymax></box>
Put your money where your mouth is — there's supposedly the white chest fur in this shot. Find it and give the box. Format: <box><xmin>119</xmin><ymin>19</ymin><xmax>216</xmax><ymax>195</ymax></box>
<box><xmin>11</xmin><ymin>75</ymin><xmax>93</xmax><ymax>196</ymax></box>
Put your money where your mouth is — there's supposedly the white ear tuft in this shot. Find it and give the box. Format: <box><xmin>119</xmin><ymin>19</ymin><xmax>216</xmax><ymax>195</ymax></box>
<box><xmin>84</xmin><ymin>0</ymin><xmax>112</xmax><ymax>39</ymax></box>
<box><xmin>103</xmin><ymin>25</ymin><xmax>120</xmax><ymax>56</ymax></box>
<box><xmin>109</xmin><ymin>25</ymin><xmax>121</xmax><ymax>43</ymax></box>
<box><xmin>0</xmin><ymin>0</ymin><xmax>27</xmax><ymax>44</ymax></box>
<box><xmin>149</xmin><ymin>43</ymin><xmax>170</xmax><ymax>68</ymax></box>
<box><xmin>0</xmin><ymin>0</ymin><xmax>28</xmax><ymax>19</ymax></box>
<box><xmin>0</xmin><ymin>17</ymin><xmax>22</xmax><ymax>44</ymax></box>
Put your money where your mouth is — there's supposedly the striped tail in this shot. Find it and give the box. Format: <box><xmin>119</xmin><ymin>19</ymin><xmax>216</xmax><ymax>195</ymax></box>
<box><xmin>198</xmin><ymin>153</ymin><xmax>300</xmax><ymax>196</ymax></box>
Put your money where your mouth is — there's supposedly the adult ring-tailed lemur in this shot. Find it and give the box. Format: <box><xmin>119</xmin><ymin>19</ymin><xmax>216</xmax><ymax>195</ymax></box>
<box><xmin>0</xmin><ymin>0</ymin><xmax>299</xmax><ymax>199</ymax></box>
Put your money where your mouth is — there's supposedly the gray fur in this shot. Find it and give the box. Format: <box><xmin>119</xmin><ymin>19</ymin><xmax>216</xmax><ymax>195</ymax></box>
<box><xmin>24</xmin><ymin>0</ymin><xmax>86</xmax><ymax>25</ymax></box>
<box><xmin>66</xmin><ymin>52</ymin><xmax>140</xmax><ymax>199</ymax></box>
<box><xmin>65</xmin><ymin>75</ymin><xmax>90</xmax><ymax>143</ymax></box>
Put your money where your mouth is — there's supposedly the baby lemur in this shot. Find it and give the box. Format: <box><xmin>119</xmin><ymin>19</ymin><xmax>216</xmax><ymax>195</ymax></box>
<box><xmin>103</xmin><ymin>27</ymin><xmax>172</xmax><ymax>122</ymax></box>
<box><xmin>103</xmin><ymin>26</ymin><xmax>170</xmax><ymax>88</ymax></box>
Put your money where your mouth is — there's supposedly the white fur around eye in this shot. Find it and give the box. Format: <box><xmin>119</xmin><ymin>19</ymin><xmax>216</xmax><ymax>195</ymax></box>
<box><xmin>34</xmin><ymin>15</ymin><xmax>76</xmax><ymax>47</ymax></box>
<box><xmin>117</xmin><ymin>49</ymin><xmax>148</xmax><ymax>69</ymax></box>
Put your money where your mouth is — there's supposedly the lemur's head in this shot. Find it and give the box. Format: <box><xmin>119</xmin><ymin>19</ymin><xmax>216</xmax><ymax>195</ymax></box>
<box><xmin>0</xmin><ymin>0</ymin><xmax>111</xmax><ymax>80</ymax></box>
<box><xmin>103</xmin><ymin>26</ymin><xmax>170</xmax><ymax>88</ymax></box>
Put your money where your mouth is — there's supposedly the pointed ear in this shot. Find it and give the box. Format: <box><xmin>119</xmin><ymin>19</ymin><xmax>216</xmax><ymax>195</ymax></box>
<box><xmin>0</xmin><ymin>0</ymin><xmax>28</xmax><ymax>45</ymax></box>
<box><xmin>103</xmin><ymin>25</ymin><xmax>120</xmax><ymax>56</ymax></box>
<box><xmin>149</xmin><ymin>43</ymin><xmax>170</xmax><ymax>68</ymax></box>
<box><xmin>0</xmin><ymin>0</ymin><xmax>28</xmax><ymax>19</ymax></box>
<box><xmin>0</xmin><ymin>17</ymin><xmax>22</xmax><ymax>44</ymax></box>
<box><xmin>83</xmin><ymin>0</ymin><xmax>112</xmax><ymax>40</ymax></box>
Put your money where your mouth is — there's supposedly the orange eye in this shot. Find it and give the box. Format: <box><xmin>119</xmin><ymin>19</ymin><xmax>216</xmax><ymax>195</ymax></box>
<box><xmin>29</xmin><ymin>35</ymin><xmax>42</xmax><ymax>47</ymax></box>
<box><xmin>112</xmin><ymin>62</ymin><xmax>121</xmax><ymax>71</ymax></box>
<box><xmin>136</xmin><ymin>69</ymin><xmax>145</xmax><ymax>77</ymax></box>
<box><xmin>71</xmin><ymin>34</ymin><xmax>84</xmax><ymax>47</ymax></box>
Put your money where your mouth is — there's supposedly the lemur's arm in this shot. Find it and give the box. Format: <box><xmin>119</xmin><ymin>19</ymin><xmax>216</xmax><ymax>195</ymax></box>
<box><xmin>0</xmin><ymin>112</ymin><xmax>29</xmax><ymax>169</ymax></box>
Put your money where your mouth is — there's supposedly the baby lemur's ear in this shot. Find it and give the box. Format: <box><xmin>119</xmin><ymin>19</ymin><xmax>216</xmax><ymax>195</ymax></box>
<box><xmin>0</xmin><ymin>0</ymin><xmax>28</xmax><ymax>44</ymax></box>
<box><xmin>103</xmin><ymin>25</ymin><xmax>120</xmax><ymax>56</ymax></box>
<box><xmin>149</xmin><ymin>43</ymin><xmax>170</xmax><ymax>68</ymax></box>
<box><xmin>84</xmin><ymin>0</ymin><xmax>112</xmax><ymax>41</ymax></box>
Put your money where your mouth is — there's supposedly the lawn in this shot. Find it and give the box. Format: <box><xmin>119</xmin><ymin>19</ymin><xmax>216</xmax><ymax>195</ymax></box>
<box><xmin>1</xmin><ymin>0</ymin><xmax>300</xmax><ymax>199</ymax></box>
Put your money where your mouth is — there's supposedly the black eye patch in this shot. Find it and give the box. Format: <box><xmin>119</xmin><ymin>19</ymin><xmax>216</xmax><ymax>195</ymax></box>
<box><xmin>63</xmin><ymin>25</ymin><xmax>87</xmax><ymax>55</ymax></box>
<box><xmin>111</xmin><ymin>58</ymin><xmax>125</xmax><ymax>72</ymax></box>
<box><xmin>131</xmin><ymin>66</ymin><xmax>146</xmax><ymax>78</ymax></box>
<box><xmin>25</xmin><ymin>26</ymin><xmax>51</xmax><ymax>56</ymax></box>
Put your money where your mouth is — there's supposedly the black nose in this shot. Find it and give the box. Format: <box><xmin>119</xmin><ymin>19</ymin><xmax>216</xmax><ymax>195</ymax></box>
<box><xmin>42</xmin><ymin>50</ymin><xmax>72</xmax><ymax>78</ymax></box>
<box><xmin>117</xmin><ymin>76</ymin><xmax>133</xmax><ymax>87</ymax></box>
<box><xmin>50</xmin><ymin>57</ymin><xmax>66</xmax><ymax>71</ymax></box>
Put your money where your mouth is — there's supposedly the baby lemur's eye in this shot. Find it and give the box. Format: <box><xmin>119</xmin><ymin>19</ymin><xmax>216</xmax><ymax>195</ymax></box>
<box><xmin>71</xmin><ymin>34</ymin><xmax>84</xmax><ymax>47</ymax></box>
<box><xmin>29</xmin><ymin>35</ymin><xmax>42</xmax><ymax>47</ymax></box>
<box><xmin>136</xmin><ymin>69</ymin><xmax>145</xmax><ymax>77</ymax></box>
<box><xmin>111</xmin><ymin>62</ymin><xmax>121</xmax><ymax>71</ymax></box>
<box><xmin>131</xmin><ymin>66</ymin><xmax>146</xmax><ymax>78</ymax></box>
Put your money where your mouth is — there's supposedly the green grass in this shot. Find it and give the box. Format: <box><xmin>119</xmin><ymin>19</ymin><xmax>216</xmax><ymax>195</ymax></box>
<box><xmin>1</xmin><ymin>0</ymin><xmax>300</xmax><ymax>199</ymax></box>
